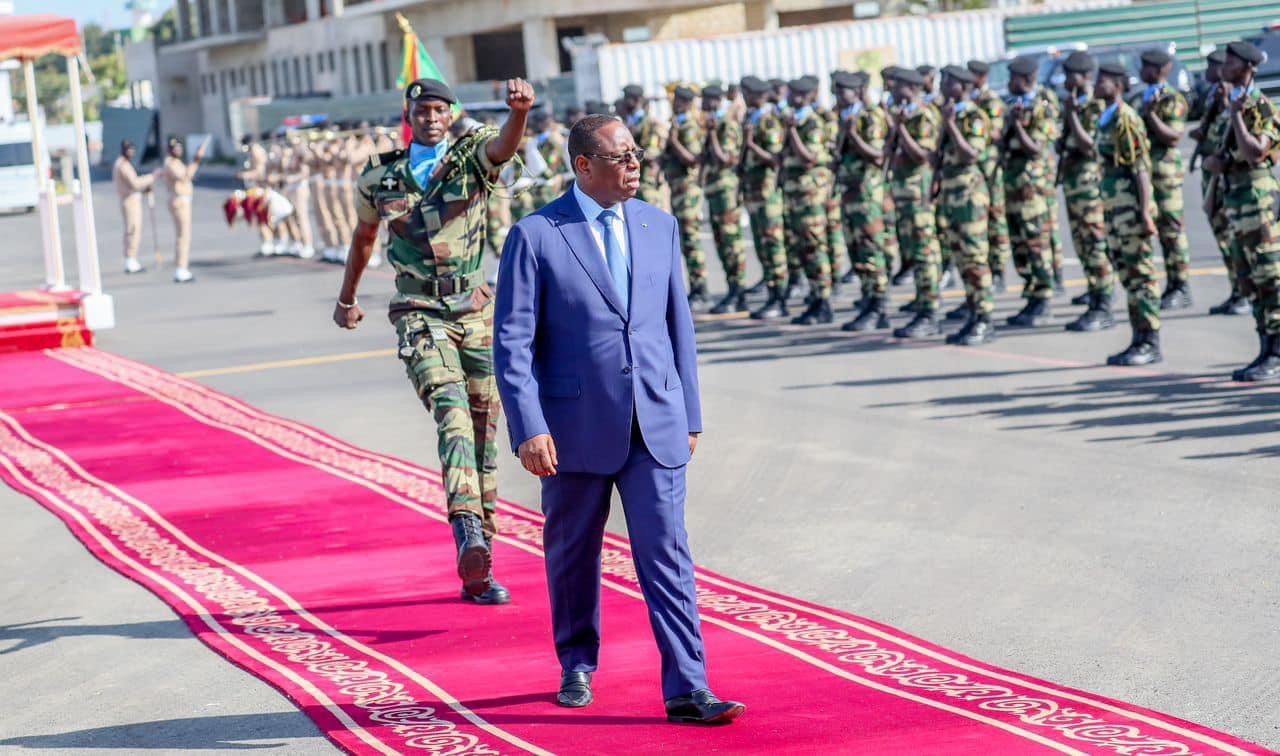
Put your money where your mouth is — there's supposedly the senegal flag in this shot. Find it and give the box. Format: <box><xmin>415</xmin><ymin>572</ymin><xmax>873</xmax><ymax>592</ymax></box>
<box><xmin>395</xmin><ymin>13</ymin><xmax>457</xmax><ymax>143</ymax></box>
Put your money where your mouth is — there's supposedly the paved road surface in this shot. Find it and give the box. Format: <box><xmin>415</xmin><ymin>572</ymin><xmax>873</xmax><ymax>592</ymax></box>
<box><xmin>1</xmin><ymin>165</ymin><xmax>1277</xmax><ymax>753</ymax></box>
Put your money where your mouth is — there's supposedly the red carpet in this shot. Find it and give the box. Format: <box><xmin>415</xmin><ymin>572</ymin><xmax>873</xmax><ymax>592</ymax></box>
<box><xmin>0</xmin><ymin>347</ymin><xmax>1268</xmax><ymax>755</ymax></box>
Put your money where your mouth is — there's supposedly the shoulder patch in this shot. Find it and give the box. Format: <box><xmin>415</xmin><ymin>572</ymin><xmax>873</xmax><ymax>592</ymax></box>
<box><xmin>370</xmin><ymin>148</ymin><xmax>405</xmax><ymax>169</ymax></box>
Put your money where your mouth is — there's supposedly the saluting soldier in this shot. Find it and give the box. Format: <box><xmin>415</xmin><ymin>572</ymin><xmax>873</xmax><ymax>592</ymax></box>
<box><xmin>1002</xmin><ymin>56</ymin><xmax>1057</xmax><ymax>327</ymax></box>
<box><xmin>1094</xmin><ymin>62</ymin><xmax>1163</xmax><ymax>366</ymax></box>
<box><xmin>159</xmin><ymin>136</ymin><xmax>205</xmax><ymax>283</ymax></box>
<box><xmin>967</xmin><ymin>60</ymin><xmax>1012</xmax><ymax>292</ymax></box>
<box><xmin>1060</xmin><ymin>51</ymin><xmax>1116</xmax><ymax>332</ymax></box>
<box><xmin>112</xmin><ymin>139</ymin><xmax>156</xmax><ymax>274</ymax></box>
<box><xmin>1189</xmin><ymin>49</ymin><xmax>1249</xmax><ymax>316</ymax></box>
<box><xmin>887</xmin><ymin>68</ymin><xmax>943</xmax><ymax>338</ymax></box>
<box><xmin>1204</xmin><ymin>41</ymin><xmax>1280</xmax><ymax>382</ymax></box>
<box><xmin>782</xmin><ymin>76</ymin><xmax>836</xmax><ymax>325</ymax></box>
<box><xmin>740</xmin><ymin>76</ymin><xmax>790</xmax><ymax>321</ymax></box>
<box><xmin>700</xmin><ymin>84</ymin><xmax>748</xmax><ymax>314</ymax></box>
<box><xmin>620</xmin><ymin>84</ymin><xmax>666</xmax><ymax>208</ymax></box>
<box><xmin>1137</xmin><ymin>48</ymin><xmax>1194</xmax><ymax>309</ymax></box>
<box><xmin>332</xmin><ymin>77</ymin><xmax>536</xmax><ymax>602</ymax></box>
<box><xmin>663</xmin><ymin>85</ymin><xmax>709</xmax><ymax>307</ymax></box>
<box><xmin>834</xmin><ymin>71</ymin><xmax>894</xmax><ymax>332</ymax></box>
<box><xmin>935</xmin><ymin>65</ymin><xmax>996</xmax><ymax>345</ymax></box>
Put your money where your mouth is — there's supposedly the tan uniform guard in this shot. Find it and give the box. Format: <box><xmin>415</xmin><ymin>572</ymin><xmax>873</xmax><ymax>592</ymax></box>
<box><xmin>159</xmin><ymin>136</ymin><xmax>204</xmax><ymax>283</ymax></box>
<box><xmin>112</xmin><ymin>139</ymin><xmax>155</xmax><ymax>274</ymax></box>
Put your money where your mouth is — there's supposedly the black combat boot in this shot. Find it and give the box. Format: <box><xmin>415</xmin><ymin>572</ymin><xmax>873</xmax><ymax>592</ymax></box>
<box><xmin>462</xmin><ymin>535</ymin><xmax>511</xmax><ymax>605</ymax></box>
<box><xmin>891</xmin><ymin>260</ymin><xmax>915</xmax><ymax>286</ymax></box>
<box><xmin>1106</xmin><ymin>328</ymin><xmax>1162</xmax><ymax>366</ymax></box>
<box><xmin>898</xmin><ymin>299</ymin><xmax>920</xmax><ymax>314</ymax></box>
<box><xmin>1238</xmin><ymin>334</ymin><xmax>1280</xmax><ymax>382</ymax></box>
<box><xmin>842</xmin><ymin>296</ymin><xmax>890</xmax><ymax>331</ymax></box>
<box><xmin>745</xmin><ymin>278</ymin><xmax>768</xmax><ymax>296</ymax></box>
<box><xmin>1070</xmin><ymin>291</ymin><xmax>1090</xmax><ymax>306</ymax></box>
<box><xmin>946</xmin><ymin>312</ymin><xmax>995</xmax><ymax>346</ymax></box>
<box><xmin>1159</xmin><ymin>280</ymin><xmax>1192</xmax><ymax>310</ymax></box>
<box><xmin>1065</xmin><ymin>293</ymin><xmax>1115</xmax><ymax>332</ymax></box>
<box><xmin>791</xmin><ymin>297</ymin><xmax>833</xmax><ymax>325</ymax></box>
<box><xmin>1209</xmin><ymin>293</ymin><xmax>1250</xmax><ymax>316</ymax></box>
<box><xmin>1231</xmin><ymin>331</ymin><xmax>1269</xmax><ymax>381</ymax></box>
<box><xmin>709</xmin><ymin>284</ymin><xmax>747</xmax><ymax>315</ymax></box>
<box><xmin>687</xmin><ymin>284</ymin><xmax>709</xmax><ymax>310</ymax></box>
<box><xmin>1006</xmin><ymin>298</ymin><xmax>1052</xmax><ymax>327</ymax></box>
<box><xmin>944</xmin><ymin>302</ymin><xmax>971</xmax><ymax>321</ymax></box>
<box><xmin>893</xmin><ymin>310</ymin><xmax>941</xmax><ymax>339</ymax></box>
<box><xmin>750</xmin><ymin>286</ymin><xmax>789</xmax><ymax>320</ymax></box>
<box><xmin>451</xmin><ymin>513</ymin><xmax>491</xmax><ymax>598</ymax></box>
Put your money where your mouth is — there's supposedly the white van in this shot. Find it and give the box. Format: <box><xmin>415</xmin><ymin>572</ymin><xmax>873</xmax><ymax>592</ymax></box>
<box><xmin>0</xmin><ymin>124</ymin><xmax>45</xmax><ymax>213</ymax></box>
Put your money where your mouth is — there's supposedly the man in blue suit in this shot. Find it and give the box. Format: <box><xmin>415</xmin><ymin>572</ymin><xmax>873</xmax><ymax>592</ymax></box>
<box><xmin>494</xmin><ymin>114</ymin><xmax>744</xmax><ymax>725</ymax></box>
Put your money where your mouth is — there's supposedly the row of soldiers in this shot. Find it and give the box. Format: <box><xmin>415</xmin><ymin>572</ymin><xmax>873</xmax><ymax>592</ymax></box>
<box><xmin>236</xmin><ymin>124</ymin><xmax>400</xmax><ymax>263</ymax></box>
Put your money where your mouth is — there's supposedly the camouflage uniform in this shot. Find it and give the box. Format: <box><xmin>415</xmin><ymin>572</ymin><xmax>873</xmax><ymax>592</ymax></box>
<box><xmin>704</xmin><ymin>113</ymin><xmax>747</xmax><ymax>289</ymax></box>
<box><xmin>1098</xmin><ymin>101</ymin><xmax>1160</xmax><ymax>333</ymax></box>
<box><xmin>1002</xmin><ymin>92</ymin><xmax>1057</xmax><ymax>303</ymax></box>
<box><xmin>1219</xmin><ymin>90</ymin><xmax>1280</xmax><ymax>336</ymax></box>
<box><xmin>631</xmin><ymin>112</ymin><xmax>667</xmax><ymax>208</ymax></box>
<box><xmin>531</xmin><ymin>129</ymin><xmax>568</xmax><ymax>210</ymax></box>
<box><xmin>1138</xmin><ymin>84</ymin><xmax>1192</xmax><ymax>285</ymax></box>
<box><xmin>975</xmin><ymin>87</ymin><xmax>1011</xmax><ymax>276</ymax></box>
<box><xmin>662</xmin><ymin>112</ymin><xmax>707</xmax><ymax>291</ymax></box>
<box><xmin>356</xmin><ymin>129</ymin><xmax>506</xmax><ymax>536</ymax></box>
<box><xmin>509</xmin><ymin>137</ymin><xmax>538</xmax><ymax>222</ymax></box>
<box><xmin>890</xmin><ymin>103</ymin><xmax>943</xmax><ymax>313</ymax></box>
<box><xmin>1197</xmin><ymin>93</ymin><xmax>1238</xmax><ymax>297</ymax></box>
<box><xmin>821</xmin><ymin>107</ymin><xmax>848</xmax><ymax>275</ymax></box>
<box><xmin>782</xmin><ymin>109</ymin><xmax>835</xmax><ymax>300</ymax></box>
<box><xmin>937</xmin><ymin>104</ymin><xmax>994</xmax><ymax>315</ymax></box>
<box><xmin>1061</xmin><ymin>95</ymin><xmax>1113</xmax><ymax>297</ymax></box>
<box><xmin>1037</xmin><ymin>88</ymin><xmax>1065</xmax><ymax>278</ymax></box>
<box><xmin>742</xmin><ymin>105</ymin><xmax>789</xmax><ymax>289</ymax></box>
<box><xmin>837</xmin><ymin>102</ymin><xmax>892</xmax><ymax>300</ymax></box>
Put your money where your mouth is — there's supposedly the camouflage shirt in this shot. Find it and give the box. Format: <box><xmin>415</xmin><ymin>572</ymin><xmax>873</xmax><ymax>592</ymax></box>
<box><xmin>629</xmin><ymin>112</ymin><xmax>666</xmax><ymax>190</ymax></box>
<box><xmin>741</xmin><ymin>105</ymin><xmax>784</xmax><ymax>194</ymax></box>
<box><xmin>1097</xmin><ymin>101</ymin><xmax>1151</xmax><ymax>174</ymax></box>
<box><xmin>1002</xmin><ymin>90</ymin><xmax>1056</xmax><ymax>187</ymax></box>
<box><xmin>836</xmin><ymin>103</ymin><xmax>889</xmax><ymax>185</ymax></box>
<box><xmin>703</xmin><ymin>114</ymin><xmax>742</xmax><ymax>193</ymax></box>
<box><xmin>1223</xmin><ymin>89</ymin><xmax>1280</xmax><ymax>172</ymax></box>
<box><xmin>890</xmin><ymin>103</ymin><xmax>941</xmax><ymax>184</ymax></box>
<box><xmin>782</xmin><ymin>109</ymin><xmax>833</xmax><ymax>192</ymax></box>
<box><xmin>940</xmin><ymin>104</ymin><xmax>991</xmax><ymax>178</ymax></box>
<box><xmin>356</xmin><ymin>128</ymin><xmax>507</xmax><ymax>320</ymax></box>
<box><xmin>662</xmin><ymin>112</ymin><xmax>704</xmax><ymax>185</ymax></box>
<box><xmin>973</xmin><ymin>87</ymin><xmax>1006</xmax><ymax>168</ymax></box>
<box><xmin>1138</xmin><ymin>84</ymin><xmax>1188</xmax><ymax>161</ymax></box>
<box><xmin>1061</xmin><ymin>94</ymin><xmax>1106</xmax><ymax>181</ymax></box>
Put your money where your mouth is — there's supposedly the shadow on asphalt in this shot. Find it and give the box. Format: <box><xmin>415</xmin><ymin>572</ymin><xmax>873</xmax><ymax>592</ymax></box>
<box><xmin>0</xmin><ymin>712</ymin><xmax>318</xmax><ymax>750</ymax></box>
<box><xmin>0</xmin><ymin>618</ymin><xmax>193</xmax><ymax>655</ymax></box>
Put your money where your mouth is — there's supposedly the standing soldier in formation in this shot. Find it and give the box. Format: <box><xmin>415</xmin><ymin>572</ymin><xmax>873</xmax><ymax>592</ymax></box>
<box><xmin>782</xmin><ymin>76</ymin><xmax>836</xmax><ymax>324</ymax></box>
<box><xmin>967</xmin><ymin>60</ymin><xmax>1011</xmax><ymax>292</ymax></box>
<box><xmin>701</xmin><ymin>84</ymin><xmax>749</xmax><ymax>314</ymax></box>
<box><xmin>1204</xmin><ymin>42</ymin><xmax>1280</xmax><ymax>381</ymax></box>
<box><xmin>740</xmin><ymin>76</ymin><xmax>790</xmax><ymax>321</ymax></box>
<box><xmin>888</xmin><ymin>68</ymin><xmax>943</xmax><ymax>338</ymax></box>
<box><xmin>112</xmin><ymin>139</ymin><xmax>156</xmax><ymax>275</ymax></box>
<box><xmin>1059</xmin><ymin>51</ymin><xmax>1115</xmax><ymax>332</ymax></box>
<box><xmin>664</xmin><ymin>85</ymin><xmax>709</xmax><ymax>306</ymax></box>
<box><xmin>621</xmin><ymin>84</ymin><xmax>667</xmax><ymax>208</ymax></box>
<box><xmin>935</xmin><ymin>65</ymin><xmax>996</xmax><ymax>345</ymax></box>
<box><xmin>333</xmin><ymin>77</ymin><xmax>535</xmax><ymax>603</ymax></box>
<box><xmin>1190</xmin><ymin>49</ymin><xmax>1250</xmax><ymax>316</ymax></box>
<box><xmin>282</xmin><ymin>137</ymin><xmax>316</xmax><ymax>258</ymax></box>
<box><xmin>820</xmin><ymin>78</ymin><xmax>848</xmax><ymax>285</ymax></box>
<box><xmin>324</xmin><ymin>134</ymin><xmax>352</xmax><ymax>257</ymax></box>
<box><xmin>160</xmin><ymin>137</ymin><xmax>205</xmax><ymax>283</ymax></box>
<box><xmin>1095</xmin><ymin>62</ymin><xmax>1163</xmax><ymax>365</ymax></box>
<box><xmin>834</xmin><ymin>71</ymin><xmax>893</xmax><ymax>332</ymax></box>
<box><xmin>308</xmin><ymin>134</ymin><xmax>341</xmax><ymax>260</ymax></box>
<box><xmin>1039</xmin><ymin>85</ymin><xmax>1066</xmax><ymax>295</ymax></box>
<box><xmin>1001</xmin><ymin>56</ymin><xmax>1057</xmax><ymax>327</ymax></box>
<box><xmin>236</xmin><ymin>135</ymin><xmax>276</xmax><ymax>256</ymax></box>
<box><xmin>1137</xmin><ymin>48</ymin><xmax>1193</xmax><ymax>309</ymax></box>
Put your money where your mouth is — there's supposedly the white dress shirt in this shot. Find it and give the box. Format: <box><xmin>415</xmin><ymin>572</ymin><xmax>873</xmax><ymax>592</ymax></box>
<box><xmin>573</xmin><ymin>182</ymin><xmax>628</xmax><ymax>265</ymax></box>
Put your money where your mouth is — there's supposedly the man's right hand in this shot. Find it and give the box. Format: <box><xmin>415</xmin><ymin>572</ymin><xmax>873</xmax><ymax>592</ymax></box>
<box><xmin>519</xmin><ymin>434</ymin><xmax>558</xmax><ymax>477</ymax></box>
<box><xmin>332</xmin><ymin>300</ymin><xmax>364</xmax><ymax>329</ymax></box>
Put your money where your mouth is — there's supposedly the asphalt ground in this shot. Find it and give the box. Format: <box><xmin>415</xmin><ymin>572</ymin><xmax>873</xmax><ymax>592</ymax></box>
<box><xmin>1</xmin><ymin>163</ymin><xmax>1278</xmax><ymax>753</ymax></box>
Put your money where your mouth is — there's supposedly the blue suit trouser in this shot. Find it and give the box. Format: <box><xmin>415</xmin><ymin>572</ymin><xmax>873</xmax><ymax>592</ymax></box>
<box><xmin>540</xmin><ymin>425</ymin><xmax>709</xmax><ymax>700</ymax></box>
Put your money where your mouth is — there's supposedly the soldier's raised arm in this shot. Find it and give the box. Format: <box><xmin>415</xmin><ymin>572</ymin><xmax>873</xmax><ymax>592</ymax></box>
<box><xmin>486</xmin><ymin>79</ymin><xmax>536</xmax><ymax>166</ymax></box>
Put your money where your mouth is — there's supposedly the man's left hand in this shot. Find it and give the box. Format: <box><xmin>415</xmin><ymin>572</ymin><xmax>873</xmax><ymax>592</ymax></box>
<box><xmin>506</xmin><ymin>79</ymin><xmax>535</xmax><ymax>114</ymax></box>
<box><xmin>689</xmin><ymin>433</ymin><xmax>699</xmax><ymax>457</ymax></box>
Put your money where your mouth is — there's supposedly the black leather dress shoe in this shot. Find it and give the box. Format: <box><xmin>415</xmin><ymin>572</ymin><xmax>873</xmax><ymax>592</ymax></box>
<box><xmin>556</xmin><ymin>671</ymin><xmax>593</xmax><ymax>708</ymax></box>
<box><xmin>665</xmin><ymin>689</ymin><xmax>744</xmax><ymax>724</ymax></box>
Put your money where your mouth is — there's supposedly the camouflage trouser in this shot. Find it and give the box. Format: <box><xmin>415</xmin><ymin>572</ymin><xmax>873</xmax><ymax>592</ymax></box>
<box><xmin>706</xmin><ymin>187</ymin><xmax>747</xmax><ymax>288</ymax></box>
<box><xmin>784</xmin><ymin>183</ymin><xmax>833</xmax><ymax>300</ymax></box>
<box><xmin>395</xmin><ymin>305</ymin><xmax>500</xmax><ymax>536</ymax></box>
<box><xmin>982</xmin><ymin>160</ymin><xmax>1011</xmax><ymax>275</ymax></box>
<box><xmin>783</xmin><ymin>204</ymin><xmax>802</xmax><ymax>280</ymax></box>
<box><xmin>826</xmin><ymin>190</ymin><xmax>847</xmax><ymax>275</ymax></box>
<box><xmin>1005</xmin><ymin>166</ymin><xmax>1055</xmax><ymax>302</ymax></box>
<box><xmin>1102</xmin><ymin>168</ymin><xmax>1160</xmax><ymax>332</ymax></box>
<box><xmin>892</xmin><ymin>174</ymin><xmax>941</xmax><ymax>314</ymax></box>
<box><xmin>883</xmin><ymin>191</ymin><xmax>901</xmax><ymax>269</ymax></box>
<box><xmin>1048</xmin><ymin>189</ymin><xmax>1064</xmax><ymax>273</ymax></box>
<box><xmin>638</xmin><ymin>179</ymin><xmax>664</xmax><ymax>209</ymax></box>
<box><xmin>744</xmin><ymin>183</ymin><xmax>788</xmax><ymax>288</ymax></box>
<box><xmin>669</xmin><ymin>179</ymin><xmax>707</xmax><ymax>290</ymax></box>
<box><xmin>1063</xmin><ymin>165</ymin><xmax>1113</xmax><ymax>297</ymax></box>
<box><xmin>937</xmin><ymin>168</ymin><xmax>993</xmax><ymax>315</ymax></box>
<box><xmin>1202</xmin><ymin>174</ymin><xmax>1240</xmax><ymax>297</ymax></box>
<box><xmin>1152</xmin><ymin>148</ymin><xmax>1191</xmax><ymax>285</ymax></box>
<box><xmin>1224</xmin><ymin>171</ymin><xmax>1280</xmax><ymax>335</ymax></box>
<box><xmin>486</xmin><ymin>191</ymin><xmax>512</xmax><ymax>258</ymax></box>
<box><xmin>842</xmin><ymin>172</ymin><xmax>891</xmax><ymax>299</ymax></box>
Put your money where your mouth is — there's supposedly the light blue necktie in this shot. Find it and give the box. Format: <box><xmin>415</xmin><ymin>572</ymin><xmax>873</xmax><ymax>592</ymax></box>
<box><xmin>598</xmin><ymin>209</ymin><xmax>630</xmax><ymax>312</ymax></box>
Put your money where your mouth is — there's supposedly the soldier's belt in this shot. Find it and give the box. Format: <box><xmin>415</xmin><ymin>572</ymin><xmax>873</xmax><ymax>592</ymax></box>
<box><xmin>395</xmin><ymin>271</ymin><xmax>487</xmax><ymax>298</ymax></box>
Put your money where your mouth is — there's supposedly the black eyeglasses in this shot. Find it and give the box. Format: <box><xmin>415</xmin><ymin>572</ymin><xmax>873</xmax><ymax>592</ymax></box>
<box><xmin>584</xmin><ymin>149</ymin><xmax>644</xmax><ymax>165</ymax></box>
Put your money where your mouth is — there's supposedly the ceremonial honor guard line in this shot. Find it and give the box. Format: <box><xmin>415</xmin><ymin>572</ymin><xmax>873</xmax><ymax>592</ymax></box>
<box><xmin>0</xmin><ymin>346</ymin><xmax>1267</xmax><ymax>755</ymax></box>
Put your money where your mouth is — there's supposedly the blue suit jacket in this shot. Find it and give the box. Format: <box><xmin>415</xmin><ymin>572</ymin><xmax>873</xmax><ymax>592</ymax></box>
<box><xmin>493</xmin><ymin>191</ymin><xmax>702</xmax><ymax>474</ymax></box>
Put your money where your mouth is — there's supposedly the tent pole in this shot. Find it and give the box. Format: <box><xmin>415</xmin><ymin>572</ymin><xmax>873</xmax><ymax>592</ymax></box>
<box><xmin>65</xmin><ymin>54</ymin><xmax>114</xmax><ymax>330</ymax></box>
<box><xmin>22</xmin><ymin>58</ymin><xmax>66</xmax><ymax>291</ymax></box>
